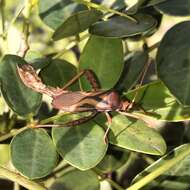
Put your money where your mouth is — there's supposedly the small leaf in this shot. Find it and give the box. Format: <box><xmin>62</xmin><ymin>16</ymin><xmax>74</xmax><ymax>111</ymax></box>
<box><xmin>96</xmin><ymin>146</ymin><xmax>130</xmax><ymax>172</ymax></box>
<box><xmin>50</xmin><ymin>170</ymin><xmax>100</xmax><ymax>190</ymax></box>
<box><xmin>89</xmin><ymin>13</ymin><xmax>157</xmax><ymax>38</ymax></box>
<box><xmin>11</xmin><ymin>128</ymin><xmax>58</xmax><ymax>179</ymax></box>
<box><xmin>0</xmin><ymin>55</ymin><xmax>42</xmax><ymax>116</ymax></box>
<box><xmin>79</xmin><ymin>35</ymin><xmax>124</xmax><ymax>90</ymax></box>
<box><xmin>156</xmin><ymin>21</ymin><xmax>190</xmax><ymax>106</ymax></box>
<box><xmin>155</xmin><ymin>0</ymin><xmax>190</xmax><ymax>16</ymax></box>
<box><xmin>114</xmin><ymin>51</ymin><xmax>149</xmax><ymax>92</ymax></box>
<box><xmin>132</xmin><ymin>144</ymin><xmax>190</xmax><ymax>190</ymax></box>
<box><xmin>109</xmin><ymin>114</ymin><xmax>166</xmax><ymax>155</ymax></box>
<box><xmin>40</xmin><ymin>59</ymin><xmax>79</xmax><ymax>91</ymax></box>
<box><xmin>126</xmin><ymin>81</ymin><xmax>190</xmax><ymax>121</ymax></box>
<box><xmin>52</xmin><ymin>121</ymin><xmax>108</xmax><ymax>170</ymax></box>
<box><xmin>144</xmin><ymin>0</ymin><xmax>168</xmax><ymax>7</ymax></box>
<box><xmin>38</xmin><ymin>0</ymin><xmax>86</xmax><ymax>29</ymax></box>
<box><xmin>53</xmin><ymin>9</ymin><xmax>103</xmax><ymax>40</ymax></box>
<box><xmin>91</xmin><ymin>0</ymin><xmax>126</xmax><ymax>9</ymax></box>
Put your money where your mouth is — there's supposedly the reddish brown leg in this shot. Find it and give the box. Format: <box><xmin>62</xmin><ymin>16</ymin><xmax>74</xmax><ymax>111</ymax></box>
<box><xmin>35</xmin><ymin>111</ymin><xmax>98</xmax><ymax>128</ymax></box>
<box><xmin>61</xmin><ymin>69</ymin><xmax>100</xmax><ymax>91</ymax></box>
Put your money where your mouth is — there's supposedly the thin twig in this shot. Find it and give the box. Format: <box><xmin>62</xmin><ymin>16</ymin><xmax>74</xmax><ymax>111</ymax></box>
<box><xmin>53</xmin><ymin>33</ymin><xmax>89</xmax><ymax>59</ymax></box>
<box><xmin>0</xmin><ymin>166</ymin><xmax>47</xmax><ymax>190</ymax></box>
<box><xmin>0</xmin><ymin>126</ymin><xmax>28</xmax><ymax>142</ymax></box>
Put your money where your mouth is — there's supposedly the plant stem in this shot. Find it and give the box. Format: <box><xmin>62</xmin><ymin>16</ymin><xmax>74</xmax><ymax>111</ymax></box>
<box><xmin>127</xmin><ymin>147</ymin><xmax>190</xmax><ymax>190</ymax></box>
<box><xmin>0</xmin><ymin>0</ymin><xmax>5</xmax><ymax>37</ymax></box>
<box><xmin>53</xmin><ymin>33</ymin><xmax>89</xmax><ymax>59</ymax></box>
<box><xmin>40</xmin><ymin>112</ymin><xmax>71</xmax><ymax>125</ymax></box>
<box><xmin>0</xmin><ymin>166</ymin><xmax>46</xmax><ymax>190</ymax></box>
<box><xmin>0</xmin><ymin>126</ymin><xmax>28</xmax><ymax>142</ymax></box>
<box><xmin>148</xmin><ymin>41</ymin><xmax>160</xmax><ymax>53</ymax></box>
<box><xmin>107</xmin><ymin>179</ymin><xmax>125</xmax><ymax>190</ymax></box>
<box><xmin>74</xmin><ymin>0</ymin><xmax>137</xmax><ymax>22</ymax></box>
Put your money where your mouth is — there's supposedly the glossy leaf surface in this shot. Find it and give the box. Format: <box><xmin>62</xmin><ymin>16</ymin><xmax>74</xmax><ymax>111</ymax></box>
<box><xmin>79</xmin><ymin>35</ymin><xmax>123</xmax><ymax>90</ymax></box>
<box><xmin>156</xmin><ymin>21</ymin><xmax>190</xmax><ymax>106</ymax></box>
<box><xmin>50</xmin><ymin>170</ymin><xmax>100</xmax><ymax>190</ymax></box>
<box><xmin>132</xmin><ymin>144</ymin><xmax>190</xmax><ymax>190</ymax></box>
<box><xmin>11</xmin><ymin>129</ymin><xmax>58</xmax><ymax>179</ymax></box>
<box><xmin>89</xmin><ymin>13</ymin><xmax>157</xmax><ymax>38</ymax></box>
<box><xmin>0</xmin><ymin>55</ymin><xmax>42</xmax><ymax>116</ymax></box>
<box><xmin>109</xmin><ymin>115</ymin><xmax>166</xmax><ymax>155</ymax></box>
<box><xmin>52</xmin><ymin>120</ymin><xmax>108</xmax><ymax>170</ymax></box>
<box><xmin>53</xmin><ymin>9</ymin><xmax>102</xmax><ymax>40</ymax></box>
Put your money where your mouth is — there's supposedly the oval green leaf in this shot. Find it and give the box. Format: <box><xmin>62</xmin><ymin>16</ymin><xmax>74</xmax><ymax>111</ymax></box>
<box><xmin>40</xmin><ymin>59</ymin><xmax>79</xmax><ymax>91</ymax></box>
<box><xmin>0</xmin><ymin>55</ymin><xmax>42</xmax><ymax>116</ymax></box>
<box><xmin>89</xmin><ymin>13</ymin><xmax>157</xmax><ymax>38</ymax></box>
<box><xmin>38</xmin><ymin>0</ymin><xmax>86</xmax><ymax>29</ymax></box>
<box><xmin>96</xmin><ymin>146</ymin><xmax>130</xmax><ymax>173</ymax></box>
<box><xmin>79</xmin><ymin>35</ymin><xmax>124</xmax><ymax>90</ymax></box>
<box><xmin>156</xmin><ymin>21</ymin><xmax>190</xmax><ymax>106</ymax></box>
<box><xmin>50</xmin><ymin>170</ymin><xmax>100</xmax><ymax>190</ymax></box>
<box><xmin>155</xmin><ymin>0</ymin><xmax>190</xmax><ymax>16</ymax></box>
<box><xmin>52</xmin><ymin>121</ymin><xmax>108</xmax><ymax>170</ymax></box>
<box><xmin>92</xmin><ymin>0</ymin><xmax>126</xmax><ymax>9</ymax></box>
<box><xmin>109</xmin><ymin>114</ymin><xmax>166</xmax><ymax>155</ymax></box>
<box><xmin>53</xmin><ymin>9</ymin><xmax>103</xmax><ymax>40</ymax></box>
<box><xmin>132</xmin><ymin>144</ymin><xmax>190</xmax><ymax>190</ymax></box>
<box><xmin>126</xmin><ymin>81</ymin><xmax>190</xmax><ymax>121</ymax></box>
<box><xmin>11</xmin><ymin>128</ymin><xmax>58</xmax><ymax>179</ymax></box>
<box><xmin>114</xmin><ymin>51</ymin><xmax>149</xmax><ymax>92</ymax></box>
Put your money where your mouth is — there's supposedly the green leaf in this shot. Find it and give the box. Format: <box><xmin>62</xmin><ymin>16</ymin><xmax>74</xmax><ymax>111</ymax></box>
<box><xmin>10</xmin><ymin>128</ymin><xmax>58</xmax><ymax>179</ymax></box>
<box><xmin>114</xmin><ymin>51</ymin><xmax>149</xmax><ymax>92</ymax></box>
<box><xmin>109</xmin><ymin>114</ymin><xmax>166</xmax><ymax>155</ymax></box>
<box><xmin>96</xmin><ymin>146</ymin><xmax>130</xmax><ymax>172</ymax></box>
<box><xmin>132</xmin><ymin>144</ymin><xmax>190</xmax><ymax>190</ymax></box>
<box><xmin>50</xmin><ymin>170</ymin><xmax>100</xmax><ymax>190</ymax></box>
<box><xmin>156</xmin><ymin>21</ymin><xmax>190</xmax><ymax>106</ymax></box>
<box><xmin>0</xmin><ymin>55</ymin><xmax>42</xmax><ymax>116</ymax></box>
<box><xmin>155</xmin><ymin>0</ymin><xmax>190</xmax><ymax>16</ymax></box>
<box><xmin>40</xmin><ymin>59</ymin><xmax>79</xmax><ymax>91</ymax></box>
<box><xmin>91</xmin><ymin>0</ymin><xmax>126</xmax><ymax>9</ymax></box>
<box><xmin>89</xmin><ymin>13</ymin><xmax>157</xmax><ymax>38</ymax></box>
<box><xmin>52</xmin><ymin>121</ymin><xmax>108</xmax><ymax>170</ymax></box>
<box><xmin>144</xmin><ymin>0</ymin><xmax>167</xmax><ymax>7</ymax></box>
<box><xmin>126</xmin><ymin>81</ymin><xmax>190</xmax><ymax>121</ymax></box>
<box><xmin>79</xmin><ymin>35</ymin><xmax>124</xmax><ymax>90</ymax></box>
<box><xmin>53</xmin><ymin>9</ymin><xmax>102</xmax><ymax>40</ymax></box>
<box><xmin>38</xmin><ymin>0</ymin><xmax>86</xmax><ymax>30</ymax></box>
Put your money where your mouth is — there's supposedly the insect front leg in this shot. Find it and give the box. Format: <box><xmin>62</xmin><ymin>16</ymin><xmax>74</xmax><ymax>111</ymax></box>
<box><xmin>61</xmin><ymin>69</ymin><xmax>100</xmax><ymax>91</ymax></box>
<box><xmin>35</xmin><ymin>111</ymin><xmax>98</xmax><ymax>128</ymax></box>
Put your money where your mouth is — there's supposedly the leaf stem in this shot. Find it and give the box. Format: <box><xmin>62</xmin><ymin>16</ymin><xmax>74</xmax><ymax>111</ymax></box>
<box><xmin>53</xmin><ymin>33</ymin><xmax>89</xmax><ymax>59</ymax></box>
<box><xmin>127</xmin><ymin>146</ymin><xmax>190</xmax><ymax>190</ymax></box>
<box><xmin>0</xmin><ymin>166</ymin><xmax>47</xmax><ymax>190</ymax></box>
<box><xmin>0</xmin><ymin>126</ymin><xmax>28</xmax><ymax>142</ymax></box>
<box><xmin>40</xmin><ymin>112</ymin><xmax>71</xmax><ymax>125</ymax></box>
<box><xmin>148</xmin><ymin>41</ymin><xmax>160</xmax><ymax>53</ymax></box>
<box><xmin>107</xmin><ymin>179</ymin><xmax>125</xmax><ymax>190</ymax></box>
<box><xmin>74</xmin><ymin>0</ymin><xmax>137</xmax><ymax>22</ymax></box>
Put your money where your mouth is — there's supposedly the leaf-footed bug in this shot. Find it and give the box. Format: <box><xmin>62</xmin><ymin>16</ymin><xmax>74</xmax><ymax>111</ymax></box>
<box><xmin>17</xmin><ymin>62</ymin><xmax>150</xmax><ymax>142</ymax></box>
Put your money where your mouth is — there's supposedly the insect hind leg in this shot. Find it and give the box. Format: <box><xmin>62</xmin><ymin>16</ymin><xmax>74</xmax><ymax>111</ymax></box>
<box><xmin>61</xmin><ymin>69</ymin><xmax>100</xmax><ymax>91</ymax></box>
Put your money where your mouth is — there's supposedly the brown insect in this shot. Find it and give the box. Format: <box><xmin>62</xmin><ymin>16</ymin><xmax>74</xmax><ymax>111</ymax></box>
<box><xmin>17</xmin><ymin>64</ymin><xmax>148</xmax><ymax>140</ymax></box>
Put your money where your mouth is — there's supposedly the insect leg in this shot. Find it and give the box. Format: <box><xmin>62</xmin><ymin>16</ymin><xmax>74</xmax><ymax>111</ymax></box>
<box><xmin>35</xmin><ymin>111</ymin><xmax>98</xmax><ymax>128</ymax></box>
<box><xmin>61</xmin><ymin>69</ymin><xmax>100</xmax><ymax>91</ymax></box>
<box><xmin>127</xmin><ymin>58</ymin><xmax>152</xmax><ymax>110</ymax></box>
